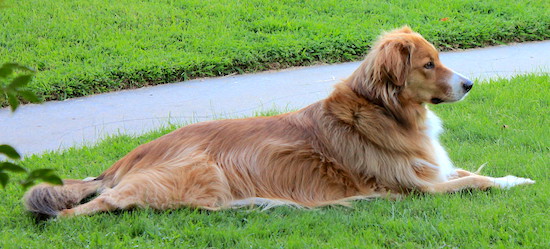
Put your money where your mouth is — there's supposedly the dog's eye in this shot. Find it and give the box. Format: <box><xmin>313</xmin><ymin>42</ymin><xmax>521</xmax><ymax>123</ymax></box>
<box><xmin>424</xmin><ymin>62</ymin><xmax>435</xmax><ymax>69</ymax></box>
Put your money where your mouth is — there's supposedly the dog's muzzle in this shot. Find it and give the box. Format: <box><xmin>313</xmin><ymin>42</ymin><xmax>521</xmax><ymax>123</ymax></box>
<box><xmin>449</xmin><ymin>71</ymin><xmax>474</xmax><ymax>101</ymax></box>
<box><xmin>462</xmin><ymin>79</ymin><xmax>473</xmax><ymax>93</ymax></box>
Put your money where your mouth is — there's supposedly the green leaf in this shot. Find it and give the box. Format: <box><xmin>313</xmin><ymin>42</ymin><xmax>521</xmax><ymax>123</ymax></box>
<box><xmin>20</xmin><ymin>180</ymin><xmax>35</xmax><ymax>189</ymax></box>
<box><xmin>0</xmin><ymin>162</ymin><xmax>27</xmax><ymax>173</ymax></box>
<box><xmin>21</xmin><ymin>168</ymin><xmax>63</xmax><ymax>189</ymax></box>
<box><xmin>18</xmin><ymin>90</ymin><xmax>41</xmax><ymax>103</ymax></box>
<box><xmin>40</xmin><ymin>174</ymin><xmax>63</xmax><ymax>186</ymax></box>
<box><xmin>7</xmin><ymin>74</ymin><xmax>33</xmax><ymax>90</ymax></box>
<box><xmin>28</xmin><ymin>168</ymin><xmax>56</xmax><ymax>178</ymax></box>
<box><xmin>0</xmin><ymin>63</ymin><xmax>14</xmax><ymax>78</ymax></box>
<box><xmin>0</xmin><ymin>172</ymin><xmax>8</xmax><ymax>188</ymax></box>
<box><xmin>0</xmin><ymin>145</ymin><xmax>21</xmax><ymax>160</ymax></box>
<box><xmin>7</xmin><ymin>93</ymin><xmax>19</xmax><ymax>112</ymax></box>
<box><xmin>0</xmin><ymin>63</ymin><xmax>34</xmax><ymax>78</ymax></box>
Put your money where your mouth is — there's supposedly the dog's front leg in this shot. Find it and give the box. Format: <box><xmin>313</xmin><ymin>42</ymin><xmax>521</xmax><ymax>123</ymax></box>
<box><xmin>421</xmin><ymin>174</ymin><xmax>535</xmax><ymax>193</ymax></box>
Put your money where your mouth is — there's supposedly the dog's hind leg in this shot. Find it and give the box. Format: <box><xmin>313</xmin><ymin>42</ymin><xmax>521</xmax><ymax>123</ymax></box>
<box><xmin>58</xmin><ymin>158</ymin><xmax>233</xmax><ymax>217</ymax></box>
<box><xmin>57</xmin><ymin>187</ymin><xmax>132</xmax><ymax>217</ymax></box>
<box><xmin>452</xmin><ymin>163</ymin><xmax>487</xmax><ymax>178</ymax></box>
<box><xmin>453</xmin><ymin>169</ymin><xmax>475</xmax><ymax>178</ymax></box>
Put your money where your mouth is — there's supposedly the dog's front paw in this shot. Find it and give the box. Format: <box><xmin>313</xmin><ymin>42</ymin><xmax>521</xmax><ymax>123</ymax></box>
<box><xmin>490</xmin><ymin>175</ymin><xmax>535</xmax><ymax>189</ymax></box>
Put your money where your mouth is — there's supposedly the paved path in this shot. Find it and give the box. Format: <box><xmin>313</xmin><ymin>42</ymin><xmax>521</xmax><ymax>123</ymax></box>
<box><xmin>1</xmin><ymin>41</ymin><xmax>549</xmax><ymax>157</ymax></box>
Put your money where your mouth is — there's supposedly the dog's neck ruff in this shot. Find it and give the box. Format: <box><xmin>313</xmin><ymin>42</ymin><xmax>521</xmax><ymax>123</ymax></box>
<box><xmin>423</xmin><ymin>108</ymin><xmax>456</xmax><ymax>181</ymax></box>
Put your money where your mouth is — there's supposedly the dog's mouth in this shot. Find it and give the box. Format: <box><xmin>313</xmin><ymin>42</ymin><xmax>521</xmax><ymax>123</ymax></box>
<box><xmin>430</xmin><ymin>98</ymin><xmax>444</xmax><ymax>104</ymax></box>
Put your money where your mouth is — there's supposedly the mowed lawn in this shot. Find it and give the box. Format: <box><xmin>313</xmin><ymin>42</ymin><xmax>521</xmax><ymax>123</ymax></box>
<box><xmin>0</xmin><ymin>0</ymin><xmax>549</xmax><ymax>105</ymax></box>
<box><xmin>0</xmin><ymin>74</ymin><xmax>548</xmax><ymax>248</ymax></box>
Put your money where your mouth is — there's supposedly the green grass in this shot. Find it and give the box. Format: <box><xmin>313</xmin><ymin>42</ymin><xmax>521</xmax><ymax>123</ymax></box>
<box><xmin>1</xmin><ymin>0</ymin><xmax>549</xmax><ymax>105</ymax></box>
<box><xmin>0</xmin><ymin>74</ymin><xmax>548</xmax><ymax>248</ymax></box>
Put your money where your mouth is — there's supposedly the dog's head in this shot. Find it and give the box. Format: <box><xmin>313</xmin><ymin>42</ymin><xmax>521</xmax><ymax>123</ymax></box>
<box><xmin>351</xmin><ymin>26</ymin><xmax>473</xmax><ymax>106</ymax></box>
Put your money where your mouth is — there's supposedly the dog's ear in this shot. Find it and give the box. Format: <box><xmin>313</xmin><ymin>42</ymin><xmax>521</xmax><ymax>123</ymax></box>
<box><xmin>372</xmin><ymin>38</ymin><xmax>414</xmax><ymax>86</ymax></box>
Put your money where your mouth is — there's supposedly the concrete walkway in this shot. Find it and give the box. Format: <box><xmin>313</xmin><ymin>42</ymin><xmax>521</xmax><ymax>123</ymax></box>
<box><xmin>1</xmin><ymin>41</ymin><xmax>549</xmax><ymax>157</ymax></box>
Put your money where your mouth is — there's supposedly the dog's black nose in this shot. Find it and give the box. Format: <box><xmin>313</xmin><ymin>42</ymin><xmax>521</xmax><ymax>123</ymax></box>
<box><xmin>462</xmin><ymin>80</ymin><xmax>473</xmax><ymax>92</ymax></box>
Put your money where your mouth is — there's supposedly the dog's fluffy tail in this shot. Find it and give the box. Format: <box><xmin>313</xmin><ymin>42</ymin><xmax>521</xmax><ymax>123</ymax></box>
<box><xmin>23</xmin><ymin>178</ymin><xmax>102</xmax><ymax>219</ymax></box>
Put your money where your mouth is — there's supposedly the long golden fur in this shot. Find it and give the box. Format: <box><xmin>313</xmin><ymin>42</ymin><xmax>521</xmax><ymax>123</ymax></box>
<box><xmin>24</xmin><ymin>27</ymin><xmax>534</xmax><ymax>218</ymax></box>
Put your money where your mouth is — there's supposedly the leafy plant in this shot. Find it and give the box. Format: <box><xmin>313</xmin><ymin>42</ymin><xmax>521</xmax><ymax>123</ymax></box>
<box><xmin>0</xmin><ymin>63</ymin><xmax>40</xmax><ymax>111</ymax></box>
<box><xmin>0</xmin><ymin>63</ymin><xmax>62</xmax><ymax>188</ymax></box>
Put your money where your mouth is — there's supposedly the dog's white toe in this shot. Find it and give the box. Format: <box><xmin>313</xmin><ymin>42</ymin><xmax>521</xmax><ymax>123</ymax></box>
<box><xmin>490</xmin><ymin>175</ymin><xmax>535</xmax><ymax>189</ymax></box>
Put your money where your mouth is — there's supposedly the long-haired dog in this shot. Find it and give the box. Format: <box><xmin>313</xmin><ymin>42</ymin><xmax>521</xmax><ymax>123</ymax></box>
<box><xmin>24</xmin><ymin>27</ymin><xmax>534</xmax><ymax>218</ymax></box>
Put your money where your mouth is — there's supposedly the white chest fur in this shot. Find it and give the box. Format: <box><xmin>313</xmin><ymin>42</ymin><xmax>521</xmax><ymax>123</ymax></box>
<box><xmin>424</xmin><ymin>109</ymin><xmax>456</xmax><ymax>181</ymax></box>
